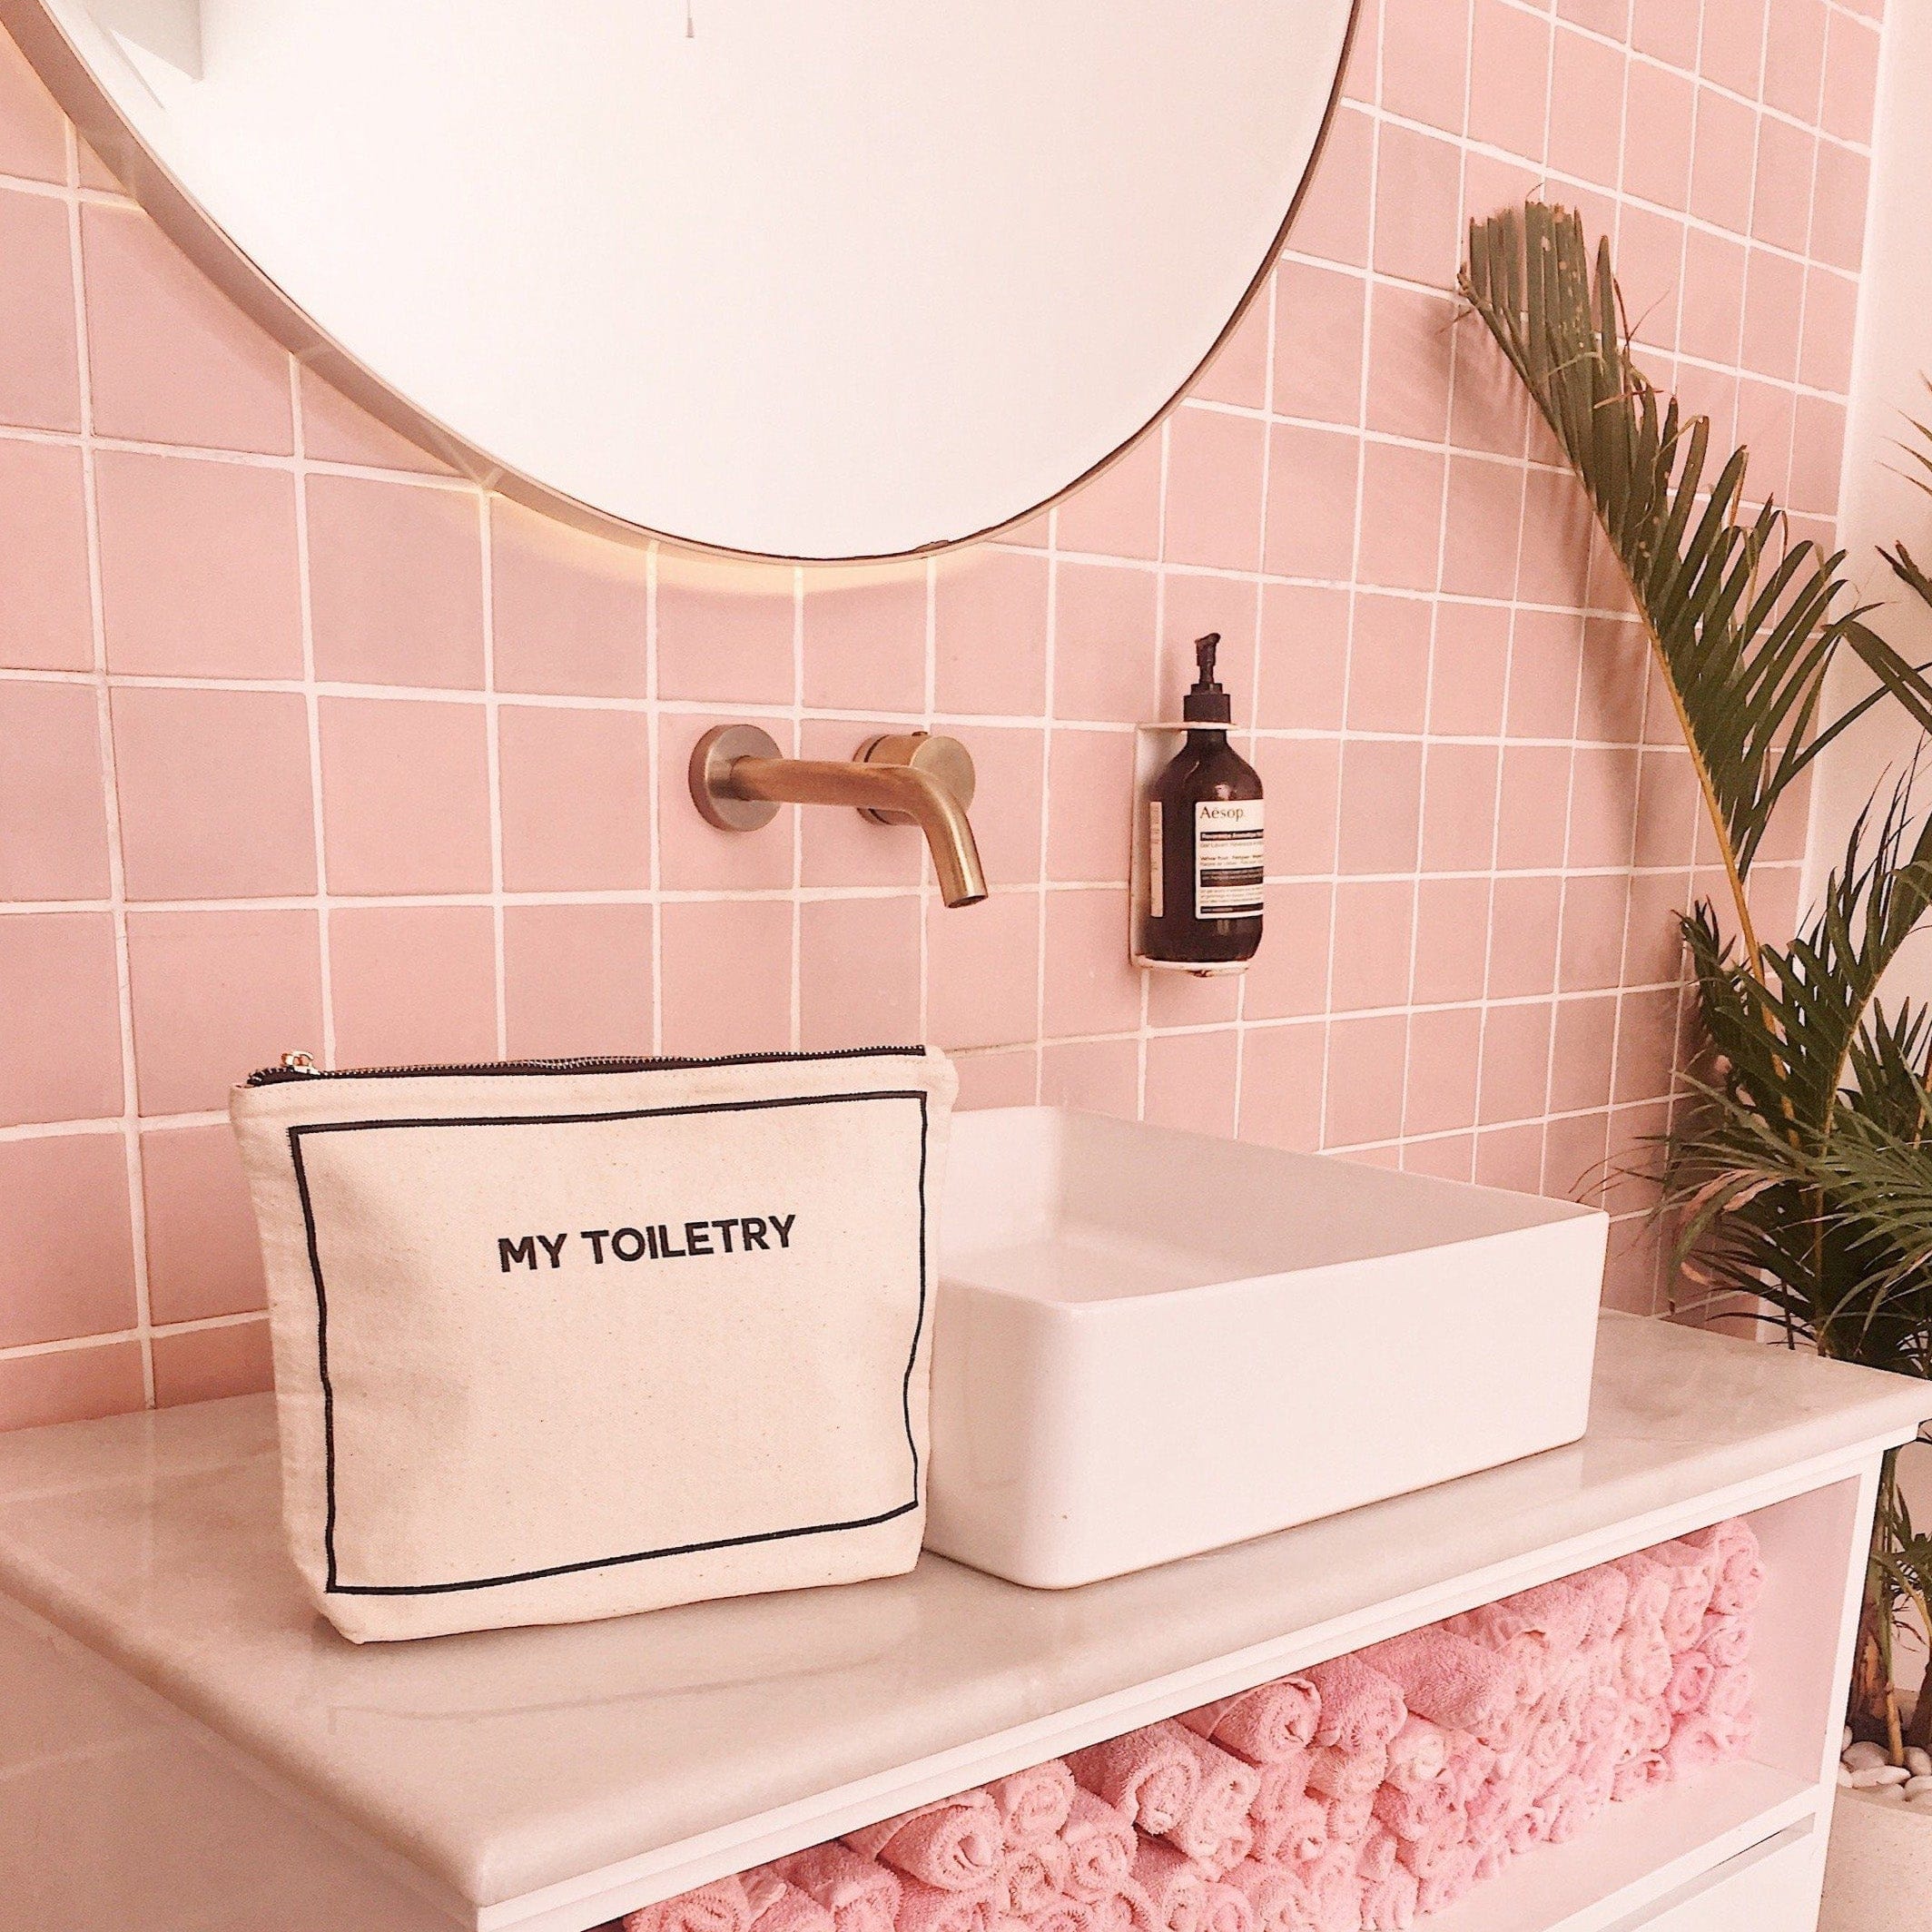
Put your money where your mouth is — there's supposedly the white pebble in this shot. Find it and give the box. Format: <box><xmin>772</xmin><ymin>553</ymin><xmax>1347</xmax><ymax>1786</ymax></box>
<box><xmin>1840</xmin><ymin>1764</ymin><xmax>1856</xmax><ymax>1787</ymax></box>
<box><xmin>1908</xmin><ymin>1749</ymin><xmax>1932</xmax><ymax>1779</ymax></box>
<box><xmin>1875</xmin><ymin>1783</ymin><xmax>1909</xmax><ymax>1803</ymax></box>
<box><xmin>1850</xmin><ymin>1765</ymin><xmax>1910</xmax><ymax>1788</ymax></box>
<box><xmin>1911</xmin><ymin>1787</ymin><xmax>1932</xmax><ymax>1806</ymax></box>
<box><xmin>1845</xmin><ymin>1741</ymin><xmax>1891</xmax><ymax>1771</ymax></box>
<box><xmin>1846</xmin><ymin>1725</ymin><xmax>1857</xmax><ymax>1752</ymax></box>
<box><xmin>1906</xmin><ymin>1776</ymin><xmax>1932</xmax><ymax>1796</ymax></box>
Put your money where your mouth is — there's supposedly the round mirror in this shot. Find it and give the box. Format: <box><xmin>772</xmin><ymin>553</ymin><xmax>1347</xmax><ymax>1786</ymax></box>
<box><xmin>8</xmin><ymin>0</ymin><xmax>1357</xmax><ymax>560</ymax></box>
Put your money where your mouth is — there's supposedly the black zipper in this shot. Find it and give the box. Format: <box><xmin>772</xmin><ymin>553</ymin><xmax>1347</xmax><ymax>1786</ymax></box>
<box><xmin>245</xmin><ymin>1045</ymin><xmax>927</xmax><ymax>1087</ymax></box>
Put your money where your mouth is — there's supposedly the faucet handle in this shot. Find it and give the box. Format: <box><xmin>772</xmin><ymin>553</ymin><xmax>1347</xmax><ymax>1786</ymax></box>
<box><xmin>853</xmin><ymin>733</ymin><xmax>976</xmax><ymax>825</ymax></box>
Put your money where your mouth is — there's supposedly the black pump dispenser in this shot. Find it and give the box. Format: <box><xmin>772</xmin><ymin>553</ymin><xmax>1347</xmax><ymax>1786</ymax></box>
<box><xmin>1183</xmin><ymin>633</ymin><xmax>1232</xmax><ymax>724</ymax></box>
<box><xmin>1140</xmin><ymin>632</ymin><xmax>1264</xmax><ymax>971</ymax></box>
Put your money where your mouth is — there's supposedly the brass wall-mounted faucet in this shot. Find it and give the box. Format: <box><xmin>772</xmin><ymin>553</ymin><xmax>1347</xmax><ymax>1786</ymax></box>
<box><xmin>690</xmin><ymin>726</ymin><xmax>988</xmax><ymax>908</ymax></box>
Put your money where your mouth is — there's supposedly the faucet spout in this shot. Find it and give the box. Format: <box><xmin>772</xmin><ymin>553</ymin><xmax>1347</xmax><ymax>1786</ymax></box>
<box><xmin>690</xmin><ymin>726</ymin><xmax>989</xmax><ymax>908</ymax></box>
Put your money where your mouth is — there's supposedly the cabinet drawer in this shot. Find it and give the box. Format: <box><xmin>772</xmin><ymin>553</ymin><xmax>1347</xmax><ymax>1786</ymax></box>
<box><xmin>1623</xmin><ymin>1823</ymin><xmax>1820</xmax><ymax>1932</ymax></box>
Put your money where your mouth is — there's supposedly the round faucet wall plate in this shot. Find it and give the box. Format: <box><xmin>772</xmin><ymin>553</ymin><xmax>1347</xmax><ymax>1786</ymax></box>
<box><xmin>689</xmin><ymin>724</ymin><xmax>784</xmax><ymax>832</ymax></box>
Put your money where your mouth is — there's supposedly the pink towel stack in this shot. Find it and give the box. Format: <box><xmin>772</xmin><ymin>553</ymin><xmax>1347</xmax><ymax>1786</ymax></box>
<box><xmin>627</xmin><ymin>1521</ymin><xmax>1764</xmax><ymax>1932</ymax></box>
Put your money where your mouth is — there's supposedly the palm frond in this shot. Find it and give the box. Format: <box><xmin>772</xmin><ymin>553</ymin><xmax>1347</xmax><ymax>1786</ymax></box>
<box><xmin>1461</xmin><ymin>202</ymin><xmax>1932</xmax><ymax>968</ymax></box>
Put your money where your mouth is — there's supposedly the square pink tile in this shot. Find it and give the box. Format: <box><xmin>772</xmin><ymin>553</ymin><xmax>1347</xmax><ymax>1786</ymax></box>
<box><xmin>797</xmin><ymin>896</ymin><xmax>922</xmax><ymax>1050</ymax></box>
<box><xmin>0</xmin><ymin>183</ymin><xmax>77</xmax><ymax>433</ymax></box>
<box><xmin>1324</xmin><ymin>1012</ymin><xmax>1407</xmax><ymax>1148</ymax></box>
<box><xmin>1338</xmin><ymin>738</ymin><xmax>1424</xmax><ymax>873</ymax></box>
<box><xmin>1469</xmin><ymin>0</ymin><xmax>1552</xmax><ymax>162</ymax></box>
<box><xmin>934</xmin><ymin>547</ymin><xmax>1050</xmax><ymax>717</ymax></box>
<box><xmin>1041</xmin><ymin>1037</ymin><xmax>1139</xmax><ymax>1117</ymax></box>
<box><xmin>1412</xmin><ymin>876</ymin><xmax>1492</xmax><ymax>1003</ymax></box>
<box><xmin>1056</xmin><ymin>434</ymin><xmax>1163</xmax><ymax>561</ymax></box>
<box><xmin>1383</xmin><ymin>0</ymin><xmax>1471</xmax><ymax>133</ymax></box>
<box><xmin>961</xmin><ymin>725</ymin><xmax>1045</xmax><ymax>888</ymax></box>
<box><xmin>1612</xmin><ymin>984</ymin><xmax>1683</xmax><ymax>1103</ymax></box>
<box><xmin>1479</xmin><ymin>998</ymin><xmax>1554</xmax><ymax>1124</ymax></box>
<box><xmin>498</xmin><ymin>705</ymin><xmax>651</xmax><ymax>892</ymax></box>
<box><xmin>1256</xmin><ymin>584</ymin><xmax>1348</xmax><ymax>732</ymax></box>
<box><xmin>803</xmin><ymin>569</ymin><xmax>927</xmax><ymax>715</ymax></box>
<box><xmin>1763</xmin><ymin>0</ymin><xmax>1828</xmax><ymax>118</ymax></box>
<box><xmin>1689</xmin><ymin>90</ymin><xmax>1759</xmax><ymax>233</ymax></box>
<box><xmin>954</xmin><ymin>1049</ymin><xmax>1039</xmax><ymax>1111</ymax></box>
<box><xmin>1272</xmin><ymin>261</ymin><xmax>1365</xmax><ymax>428</ymax></box>
<box><xmin>1503</xmin><ymin>608</ymin><xmax>1584</xmax><ymax>739</ymax></box>
<box><xmin>489</xmin><ymin>499</ymin><xmax>647</xmax><ymax>698</ymax></box>
<box><xmin>1633</xmin><ymin>746</ymin><xmax>1701</xmax><ymax>868</ymax></box>
<box><xmin>1789</xmin><ymin>392</ymin><xmax>1848</xmax><ymax>517</ymax></box>
<box><xmin>1612</xmin><ymin>204</ymin><xmax>1686</xmax><ymax>350</ymax></box>
<box><xmin>1624</xmin><ymin>869</ymin><xmax>1692</xmax><ymax>987</ymax></box>
<box><xmin>0</xmin><ymin>34</ymin><xmax>69</xmax><ymax>183</ymax></box>
<box><xmin>299</xmin><ymin>364</ymin><xmax>451</xmax><ymax>474</ymax></box>
<box><xmin>1245</xmin><ymin>881</ymin><xmax>1333</xmax><ymax>1019</ymax></box>
<box><xmin>1734</xmin><ymin>378</ymin><xmax>1796</xmax><ymax>503</ymax></box>
<box><xmin>1420</xmin><ymin>743</ymin><xmax>1500</xmax><ymax>873</ymax></box>
<box><xmin>95</xmin><ymin>450</ymin><xmax>302</xmax><ymax>678</ymax></box>
<box><xmin>1364</xmin><ymin>286</ymin><xmax>1455</xmax><ymax>444</ymax></box>
<box><xmin>1330</xmin><ymin>878</ymin><xmax>1414</xmax><ymax>1012</ymax></box>
<box><xmin>1678</xmin><ymin>228</ymin><xmax>1747</xmax><ymax>365</ymax></box>
<box><xmin>1543</xmin><ymin>1107</ymin><xmax>1611</xmax><ymax>1206</ymax></box>
<box><xmin>1555</xmin><ymin>0</ymin><xmax>1629</xmax><ymax>38</ymax></box>
<box><xmin>1290</xmin><ymin>104</ymin><xmax>1374</xmax><ymax>268</ymax></box>
<box><xmin>1239</xmin><ymin>1020</ymin><xmax>1326</xmax><ymax>1151</ymax></box>
<box><xmin>1799</xmin><ymin>268</ymin><xmax>1858</xmax><ymax>395</ymax></box>
<box><xmin>110</xmin><ymin>686</ymin><xmax>316</xmax><ymax>902</ymax></box>
<box><xmin>1549</xmin><ymin>27</ymin><xmax>1627</xmax><ymax>187</ymax></box>
<box><xmin>1629</xmin><ymin>0</ymin><xmax>1698</xmax><ymax>66</ymax></box>
<box><xmin>790</xmin><ymin>715</ymin><xmax>921</xmax><ymax>892</ymax></box>
<box><xmin>81</xmin><ymin>203</ymin><xmax>291</xmax><ymax>453</ymax></box>
<box><xmin>329</xmin><ymin>904</ymin><xmax>497</xmax><ymax>1068</ymax></box>
<box><xmin>1560</xmin><ymin>871</ymin><xmax>1632</xmax><ymax>991</ymax></box>
<box><xmin>306</xmin><ymin>476</ymin><xmax>484</xmax><ymax>689</ymax></box>
<box><xmin>1252</xmin><ymin>737</ymin><xmax>1342</xmax><ymax>877</ymax></box>
<box><xmin>1346</xmin><ymin>592</ymin><xmax>1432</xmax><ymax>734</ymax></box>
<box><xmin>1496</xmin><ymin>745</ymin><xmax>1573</xmax><ymax>871</ymax></box>
<box><xmin>1740</xmin><ymin>248</ymin><xmax>1806</xmax><ymax>384</ymax></box>
<box><xmin>658</xmin><ymin>898</ymin><xmax>792</xmax><ymax>1057</ymax></box>
<box><xmin>1700</xmin><ymin>0</ymin><xmax>1767</xmax><ymax>95</ymax></box>
<box><xmin>126</xmin><ymin>908</ymin><xmax>322</xmax><ymax>1113</ymax></box>
<box><xmin>0</xmin><ymin>1133</ymin><xmax>137</xmax><ymax>1347</ymax></box>
<box><xmin>1157</xmin><ymin>577</ymin><xmax>1256</xmax><ymax>722</ymax></box>
<box><xmin>319</xmin><ymin>696</ymin><xmax>490</xmax><ymax>894</ymax></box>
<box><xmin>1052</xmin><ymin>562</ymin><xmax>1158</xmax><ymax>722</ymax></box>
<box><xmin>152</xmin><ymin>1320</ymin><xmax>274</xmax><ymax>1408</ymax></box>
<box><xmin>1144</xmin><ymin>1030</ymin><xmax>1238</xmax><ymax>1139</ymax></box>
<box><xmin>1566</xmin><ymin>746</ymin><xmax>1640</xmax><ymax>869</ymax></box>
<box><xmin>0</xmin><ymin>1343</ymin><xmax>145</xmax><ymax>1433</ymax></box>
<box><xmin>1264</xmin><ymin>423</ymin><xmax>1361</xmax><ymax>582</ymax></box>
<box><xmin>1574</xmin><ymin>616</ymin><xmax>1649</xmax><ymax>751</ymax></box>
<box><xmin>1405</xmin><ymin>1004</ymin><xmax>1483</xmax><ymax>1136</ymax></box>
<box><xmin>928</xmin><ymin>891</ymin><xmax>1040</xmax><ymax>1051</ymax></box>
<box><xmin>1187</xmin><ymin>299</ymin><xmax>1270</xmax><ymax>411</ymax></box>
<box><xmin>0</xmin><ymin>912</ymin><xmax>123</xmax><ymax>1125</ymax></box>
<box><xmin>1621</xmin><ymin>62</ymin><xmax>1696</xmax><ymax>209</ymax></box>
<box><xmin>503</xmin><ymin>902</ymin><xmax>654</xmax><ymax>1058</ymax></box>
<box><xmin>1147</xmin><ymin>966</ymin><xmax>1239</xmax><ymax>1031</ymax></box>
<box><xmin>1513</xmin><ymin>468</ymin><xmax>1595</xmax><ymax>609</ymax></box>
<box><xmin>1373</xmin><ymin>124</ymin><xmax>1465</xmax><ymax>286</ymax></box>
<box><xmin>1550</xmin><ymin>991</ymin><xmax>1619</xmax><ymax>1111</ymax></box>
<box><xmin>141</xmin><ymin>1122</ymin><xmax>267</xmax><ymax>1326</ymax></box>
<box><xmin>1427</xmin><ymin>600</ymin><xmax>1511</xmax><ymax>734</ymax></box>
<box><xmin>0</xmin><ymin>680</ymin><xmax>111</xmax><ymax>902</ymax></box>
<box><xmin>1751</xmin><ymin>118</ymin><xmax>1815</xmax><ymax>253</ymax></box>
<box><xmin>1043</xmin><ymin>888</ymin><xmax>1140</xmax><ymax>1037</ymax></box>
<box><xmin>1163</xmin><ymin>407</ymin><xmax>1265</xmax><ymax>572</ymax></box>
<box><xmin>1488</xmin><ymin>873</ymin><xmax>1564</xmax><ymax>997</ymax></box>
<box><xmin>1439</xmin><ymin>458</ymin><xmax>1524</xmax><ymax>599</ymax></box>
<box><xmin>1822</xmin><ymin>11</ymin><xmax>1882</xmax><ymax>144</ymax></box>
<box><xmin>1356</xmin><ymin>443</ymin><xmax>1445</xmax><ymax>592</ymax></box>
<box><xmin>0</xmin><ymin>439</ymin><xmax>91</xmax><ymax>669</ymax></box>
<box><xmin>656</xmin><ymin>557</ymin><xmax>796</xmax><ymax>705</ymax></box>
<box><xmin>1047</xmin><ymin>729</ymin><xmax>1134</xmax><ymax>882</ymax></box>
<box><xmin>1474</xmin><ymin>1119</ymin><xmax>1543</xmax><ymax>1194</ymax></box>
<box><xmin>1404</xmin><ymin>1132</ymin><xmax>1475</xmax><ymax>1182</ymax></box>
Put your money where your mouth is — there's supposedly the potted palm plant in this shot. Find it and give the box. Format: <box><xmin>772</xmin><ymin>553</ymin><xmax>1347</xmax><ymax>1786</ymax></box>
<box><xmin>1458</xmin><ymin>201</ymin><xmax>1932</xmax><ymax>1927</ymax></box>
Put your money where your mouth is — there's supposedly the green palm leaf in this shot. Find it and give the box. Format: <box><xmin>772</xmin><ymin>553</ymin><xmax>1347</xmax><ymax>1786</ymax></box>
<box><xmin>1461</xmin><ymin>202</ymin><xmax>1932</xmax><ymax>971</ymax></box>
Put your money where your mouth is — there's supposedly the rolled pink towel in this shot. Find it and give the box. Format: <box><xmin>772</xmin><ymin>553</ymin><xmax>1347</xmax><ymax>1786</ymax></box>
<box><xmin>744</xmin><ymin>1871</ymin><xmax>836</xmax><ymax>1932</ymax></box>
<box><xmin>1303</xmin><ymin>1742</ymin><xmax>1385</xmax><ymax>1802</ymax></box>
<box><xmin>1200</xmin><ymin>1885</ymin><xmax>1255</xmax><ymax>1932</ymax></box>
<box><xmin>1372</xmin><ymin>1773</ymin><xmax>1457</xmax><ymax>1843</ymax></box>
<box><xmin>1360</xmin><ymin>1629</ymin><xmax>1523</xmax><ymax>1748</ymax></box>
<box><xmin>1071</xmin><ymin>1725</ymin><xmax>1201</xmax><ymax>1838</ymax></box>
<box><xmin>1414</xmin><ymin>1842</ymin><xmax>1478</xmax><ymax>1918</ymax></box>
<box><xmin>1357</xmin><ymin>1865</ymin><xmax>1417</xmax><ymax>1932</ymax></box>
<box><xmin>1441</xmin><ymin>1737</ymin><xmax>1497</xmax><ymax>1809</ymax></box>
<box><xmin>1062</xmin><ymin>1790</ymin><xmax>1137</xmax><ymax>1903</ymax></box>
<box><xmin>1251</xmin><ymin>1793</ymin><xmax>1326</xmax><ymax>1868</ymax></box>
<box><xmin>846</xmin><ymin>1796</ymin><xmax>1004</xmax><ymax>1893</ymax></box>
<box><xmin>1610</xmin><ymin>1751</ymin><xmax>1671</xmax><ymax>1802</ymax></box>
<box><xmin>1686</xmin><ymin>1520</ymin><xmax>1767</xmax><ymax>1616</ymax></box>
<box><xmin>1321</xmin><ymin>1789</ymin><xmax>1375</xmax><ymax>1847</ymax></box>
<box><xmin>1247</xmin><ymin>1751</ymin><xmax>1312</xmax><ymax>1820</ymax></box>
<box><xmin>1382</xmin><ymin>1716</ymin><xmax>1449</xmax><ymax>1790</ymax></box>
<box><xmin>1663</xmin><ymin>1711</ymin><xmax>1727</xmax><ymax>1779</ymax></box>
<box><xmin>1161</xmin><ymin>1730</ymin><xmax>1261</xmax><ymax>1868</ymax></box>
<box><xmin>772</xmin><ymin>1847</ymin><xmax>902</xmax><ymax>1932</ymax></box>
<box><xmin>989</xmin><ymin>1762</ymin><xmax>1077</xmax><ymax>1855</ymax></box>
<box><xmin>1459</xmin><ymin>1580</ymin><xmax>1592</xmax><ymax>1661</ymax></box>
<box><xmin>1572</xmin><ymin>1565</ymin><xmax>1631</xmax><ymax>1644</ymax></box>
<box><xmin>1615</xmin><ymin>1626</ymin><xmax>1672</xmax><ymax>1703</ymax></box>
<box><xmin>1663</xmin><ymin>1650</ymin><xmax>1715</xmax><ymax>1717</ymax></box>
<box><xmin>896</xmin><ymin>1885</ymin><xmax>994</xmax><ymax>1932</ymax></box>
<box><xmin>1180</xmin><ymin>1680</ymin><xmax>1321</xmax><ymax>1765</ymax></box>
<box><xmin>1391</xmin><ymin>1803</ymin><xmax>1468</xmax><ymax>1879</ymax></box>
<box><xmin>1705</xmin><ymin>1663</ymin><xmax>1755</xmax><ymax>1730</ymax></box>
<box><xmin>1612</xmin><ymin>1556</ymin><xmax>1671</xmax><ymax>1636</ymax></box>
<box><xmin>1306</xmin><ymin>1656</ymin><xmax>1407</xmax><ymax>1755</ymax></box>
<box><xmin>1354</xmin><ymin>1827</ymin><xmax>1399</xmax><ymax>1886</ymax></box>
<box><xmin>1638</xmin><ymin>1542</ymin><xmax>1720</xmax><ymax>1650</ymax></box>
<box><xmin>1220</xmin><ymin>1860</ymin><xmax>1307</xmax><ymax>1932</ymax></box>
<box><xmin>1697</xmin><ymin>1612</ymin><xmax>1750</xmax><ymax>1671</ymax></box>
<box><xmin>1133</xmin><ymin>1841</ymin><xmax>1216</xmax><ymax>1932</ymax></box>
<box><xmin>1001</xmin><ymin>1841</ymin><xmax>1070</xmax><ymax>1917</ymax></box>
<box><xmin>627</xmin><ymin>1877</ymin><xmax>754</xmax><ymax>1932</ymax></box>
<box><xmin>1299</xmin><ymin>1848</ymin><xmax>1360</xmax><ymax>1932</ymax></box>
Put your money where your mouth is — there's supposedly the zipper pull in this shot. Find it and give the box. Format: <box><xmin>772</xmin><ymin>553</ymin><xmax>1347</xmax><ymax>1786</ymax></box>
<box><xmin>280</xmin><ymin>1050</ymin><xmax>322</xmax><ymax>1076</ymax></box>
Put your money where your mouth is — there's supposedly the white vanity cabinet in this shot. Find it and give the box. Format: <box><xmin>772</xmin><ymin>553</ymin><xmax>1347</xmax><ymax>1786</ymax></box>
<box><xmin>0</xmin><ymin>1313</ymin><xmax>1923</xmax><ymax>1932</ymax></box>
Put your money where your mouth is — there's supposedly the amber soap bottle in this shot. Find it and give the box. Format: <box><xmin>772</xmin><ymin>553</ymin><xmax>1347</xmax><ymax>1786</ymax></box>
<box><xmin>1141</xmin><ymin>633</ymin><xmax>1264</xmax><ymax>969</ymax></box>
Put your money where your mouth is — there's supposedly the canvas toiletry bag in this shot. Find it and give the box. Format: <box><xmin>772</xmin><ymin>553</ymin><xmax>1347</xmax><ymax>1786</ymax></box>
<box><xmin>231</xmin><ymin>1045</ymin><xmax>956</xmax><ymax>1643</ymax></box>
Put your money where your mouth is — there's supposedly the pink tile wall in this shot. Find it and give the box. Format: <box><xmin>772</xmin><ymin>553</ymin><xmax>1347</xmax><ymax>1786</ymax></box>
<box><xmin>0</xmin><ymin>0</ymin><xmax>1880</xmax><ymax>1428</ymax></box>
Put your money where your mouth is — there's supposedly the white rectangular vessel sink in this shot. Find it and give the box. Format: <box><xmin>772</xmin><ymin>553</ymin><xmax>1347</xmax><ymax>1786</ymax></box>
<box><xmin>926</xmin><ymin>1108</ymin><xmax>1607</xmax><ymax>1589</ymax></box>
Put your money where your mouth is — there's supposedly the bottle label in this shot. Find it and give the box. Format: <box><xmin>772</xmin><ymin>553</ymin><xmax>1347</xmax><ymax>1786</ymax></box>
<box><xmin>1195</xmin><ymin>799</ymin><xmax>1263</xmax><ymax>918</ymax></box>
<box><xmin>1148</xmin><ymin>801</ymin><xmax>1164</xmax><ymax>919</ymax></box>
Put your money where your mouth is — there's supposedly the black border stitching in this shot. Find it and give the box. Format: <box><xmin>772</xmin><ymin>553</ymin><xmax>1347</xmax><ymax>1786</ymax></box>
<box><xmin>288</xmin><ymin>1088</ymin><xmax>930</xmax><ymax>1597</ymax></box>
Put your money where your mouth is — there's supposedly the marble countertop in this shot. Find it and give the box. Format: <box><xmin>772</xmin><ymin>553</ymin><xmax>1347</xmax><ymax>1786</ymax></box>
<box><xmin>0</xmin><ymin>1315</ymin><xmax>1924</xmax><ymax>1922</ymax></box>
